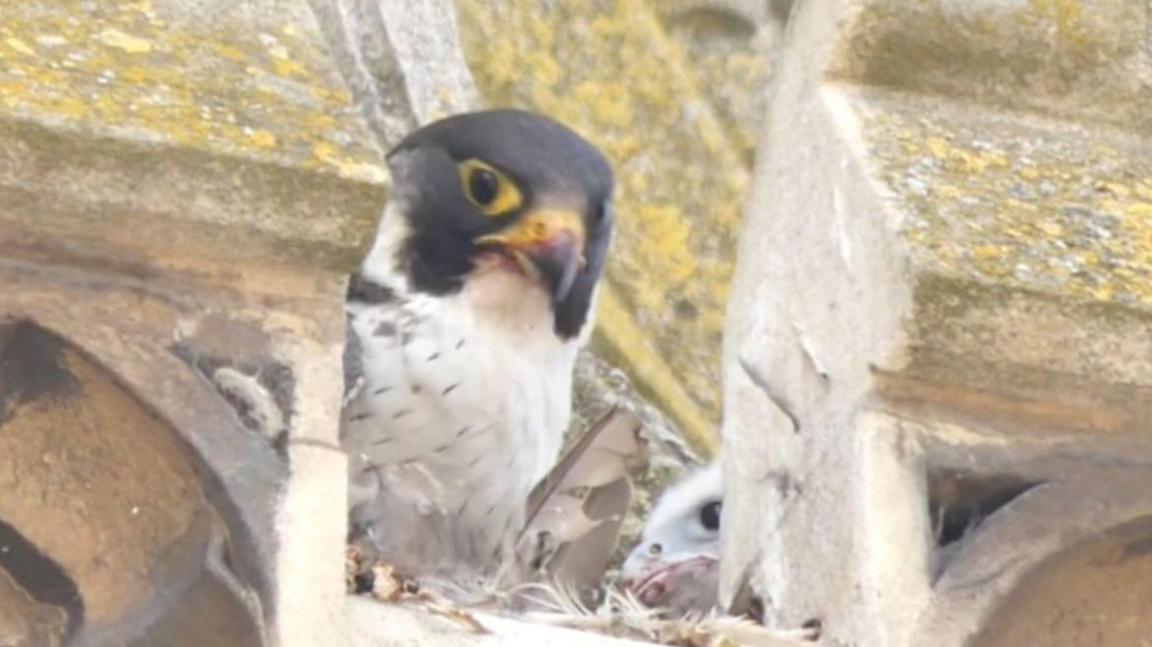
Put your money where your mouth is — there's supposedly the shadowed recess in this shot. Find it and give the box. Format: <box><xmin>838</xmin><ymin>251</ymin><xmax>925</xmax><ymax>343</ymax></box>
<box><xmin>928</xmin><ymin>468</ymin><xmax>1040</xmax><ymax>577</ymax></box>
<box><xmin>0</xmin><ymin>321</ymin><xmax>81</xmax><ymax>424</ymax></box>
<box><xmin>0</xmin><ymin>516</ymin><xmax>83</xmax><ymax>638</ymax></box>
<box><xmin>0</xmin><ymin>320</ymin><xmax>266</xmax><ymax>645</ymax></box>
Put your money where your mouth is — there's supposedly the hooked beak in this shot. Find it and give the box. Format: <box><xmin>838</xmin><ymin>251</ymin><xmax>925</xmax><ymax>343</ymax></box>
<box><xmin>474</xmin><ymin>208</ymin><xmax>587</xmax><ymax>302</ymax></box>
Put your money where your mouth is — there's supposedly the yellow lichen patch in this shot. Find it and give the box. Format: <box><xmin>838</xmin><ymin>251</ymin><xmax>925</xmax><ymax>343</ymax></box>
<box><xmin>209</xmin><ymin>43</ymin><xmax>246</xmax><ymax>62</ymax></box>
<box><xmin>271</xmin><ymin>57</ymin><xmax>308</xmax><ymax>78</ymax></box>
<box><xmin>859</xmin><ymin>88</ymin><xmax>1152</xmax><ymax>309</ymax></box>
<box><xmin>594</xmin><ymin>284</ymin><xmax>720</xmax><ymax>455</ymax></box>
<box><xmin>4</xmin><ymin>37</ymin><xmax>37</xmax><ymax>57</ymax></box>
<box><xmin>0</xmin><ymin>2</ymin><xmax>384</xmax><ymax>185</ymax></box>
<box><xmin>1030</xmin><ymin>0</ymin><xmax>1085</xmax><ymax>45</ymax></box>
<box><xmin>457</xmin><ymin>0</ymin><xmax>751</xmax><ymax>448</ymax></box>
<box><xmin>657</xmin><ymin>5</ymin><xmax>774</xmax><ymax>161</ymax></box>
<box><xmin>245</xmin><ymin>129</ymin><xmax>278</xmax><ymax>149</ymax></box>
<box><xmin>313</xmin><ymin>141</ymin><xmax>389</xmax><ymax>185</ymax></box>
<box><xmin>95</xmin><ymin>28</ymin><xmax>153</xmax><ymax>54</ymax></box>
<box><xmin>264</xmin><ymin>43</ymin><xmax>290</xmax><ymax>60</ymax></box>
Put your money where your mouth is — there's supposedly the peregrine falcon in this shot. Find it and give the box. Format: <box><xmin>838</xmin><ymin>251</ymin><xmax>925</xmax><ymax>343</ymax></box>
<box><xmin>341</xmin><ymin>110</ymin><xmax>614</xmax><ymax>587</ymax></box>
<box><xmin>621</xmin><ymin>463</ymin><xmax>722</xmax><ymax>614</ymax></box>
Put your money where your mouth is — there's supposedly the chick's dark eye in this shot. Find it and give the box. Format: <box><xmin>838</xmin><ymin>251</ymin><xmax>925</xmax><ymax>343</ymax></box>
<box><xmin>699</xmin><ymin>500</ymin><xmax>722</xmax><ymax>531</ymax></box>
<box><xmin>468</xmin><ymin>169</ymin><xmax>499</xmax><ymax>206</ymax></box>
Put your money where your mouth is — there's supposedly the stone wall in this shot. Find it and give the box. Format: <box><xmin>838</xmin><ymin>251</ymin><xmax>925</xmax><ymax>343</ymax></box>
<box><xmin>2</xmin><ymin>1</ymin><xmax>383</xmax><ymax>644</ymax></box>
<box><xmin>721</xmin><ymin>1</ymin><xmax>1152</xmax><ymax>645</ymax></box>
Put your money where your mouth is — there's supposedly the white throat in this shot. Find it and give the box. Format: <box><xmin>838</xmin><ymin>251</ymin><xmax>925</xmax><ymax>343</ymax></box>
<box><xmin>359</xmin><ymin>200</ymin><xmax>585</xmax><ymax>344</ymax></box>
<box><xmin>360</xmin><ymin>201</ymin><xmax>414</xmax><ymax>290</ymax></box>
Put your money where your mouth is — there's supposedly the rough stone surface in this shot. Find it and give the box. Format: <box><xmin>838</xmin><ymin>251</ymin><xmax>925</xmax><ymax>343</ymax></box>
<box><xmin>862</xmin><ymin>91</ymin><xmax>1152</xmax><ymax>309</ymax></box>
<box><xmin>973</xmin><ymin>515</ymin><xmax>1152</xmax><ymax>647</ymax></box>
<box><xmin>0</xmin><ymin>259</ymin><xmax>322</xmax><ymax>646</ymax></box>
<box><xmin>1</xmin><ymin>0</ymin><xmax>385</xmax><ymax>183</ymax></box>
<box><xmin>827</xmin><ymin>0</ymin><xmax>1152</xmax><ymax>136</ymax></box>
<box><xmin>0</xmin><ymin>2</ymin><xmax>387</xmax><ymax>273</ymax></box>
<box><xmin>309</xmin><ymin>0</ymin><xmax>480</xmax><ymax>148</ymax></box>
<box><xmin>721</xmin><ymin>0</ymin><xmax>1152</xmax><ymax>645</ymax></box>
<box><xmin>0</xmin><ymin>0</ymin><xmax>379</xmax><ymax>644</ymax></box>
<box><xmin>277</xmin><ymin>445</ymin><xmax>352</xmax><ymax>647</ymax></box>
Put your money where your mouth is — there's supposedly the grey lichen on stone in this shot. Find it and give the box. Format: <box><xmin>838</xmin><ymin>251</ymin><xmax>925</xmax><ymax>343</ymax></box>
<box><xmin>0</xmin><ymin>0</ymin><xmax>389</xmax><ymax>274</ymax></box>
<box><xmin>855</xmin><ymin>88</ymin><xmax>1152</xmax><ymax>310</ymax></box>
<box><xmin>0</xmin><ymin>0</ymin><xmax>385</xmax><ymax>183</ymax></box>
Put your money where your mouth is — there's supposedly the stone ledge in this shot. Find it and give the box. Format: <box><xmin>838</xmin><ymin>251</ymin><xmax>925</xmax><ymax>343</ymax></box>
<box><xmin>849</xmin><ymin>88</ymin><xmax>1152</xmax><ymax>309</ymax></box>
<box><xmin>342</xmin><ymin>596</ymin><xmax>663</xmax><ymax>647</ymax></box>
<box><xmin>837</xmin><ymin>86</ymin><xmax>1152</xmax><ymax>438</ymax></box>
<box><xmin>876</xmin><ymin>276</ymin><xmax>1152</xmax><ymax>439</ymax></box>
<box><xmin>827</xmin><ymin>0</ymin><xmax>1152</xmax><ymax>135</ymax></box>
<box><xmin>1</xmin><ymin>0</ymin><xmax>385</xmax><ymax>183</ymax></box>
<box><xmin>720</xmin><ymin>0</ymin><xmax>1152</xmax><ymax>644</ymax></box>
<box><xmin>0</xmin><ymin>116</ymin><xmax>385</xmax><ymax>276</ymax></box>
<box><xmin>0</xmin><ymin>0</ymin><xmax>387</xmax><ymax>276</ymax></box>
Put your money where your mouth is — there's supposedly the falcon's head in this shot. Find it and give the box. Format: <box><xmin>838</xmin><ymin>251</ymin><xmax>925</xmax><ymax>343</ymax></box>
<box><xmin>621</xmin><ymin>463</ymin><xmax>722</xmax><ymax>613</ymax></box>
<box><xmin>367</xmin><ymin>109</ymin><xmax>614</xmax><ymax>340</ymax></box>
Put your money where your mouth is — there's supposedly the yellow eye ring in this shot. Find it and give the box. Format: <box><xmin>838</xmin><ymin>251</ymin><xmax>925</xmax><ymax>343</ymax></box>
<box><xmin>458</xmin><ymin>159</ymin><xmax>522</xmax><ymax>216</ymax></box>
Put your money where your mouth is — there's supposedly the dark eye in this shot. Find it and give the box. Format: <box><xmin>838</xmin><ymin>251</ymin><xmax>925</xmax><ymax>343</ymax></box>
<box><xmin>458</xmin><ymin>159</ymin><xmax>522</xmax><ymax>215</ymax></box>
<box><xmin>699</xmin><ymin>500</ymin><xmax>721</xmax><ymax>531</ymax></box>
<box><xmin>468</xmin><ymin>168</ymin><xmax>499</xmax><ymax>206</ymax></box>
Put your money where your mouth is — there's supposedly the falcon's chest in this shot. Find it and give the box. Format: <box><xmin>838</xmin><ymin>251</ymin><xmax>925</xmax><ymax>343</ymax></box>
<box><xmin>343</xmin><ymin>270</ymin><xmax>579</xmax><ymax>514</ymax></box>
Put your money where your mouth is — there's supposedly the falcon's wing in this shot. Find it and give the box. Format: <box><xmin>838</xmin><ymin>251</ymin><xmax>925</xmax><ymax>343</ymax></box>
<box><xmin>344</xmin><ymin>273</ymin><xmax>400</xmax><ymax>403</ymax></box>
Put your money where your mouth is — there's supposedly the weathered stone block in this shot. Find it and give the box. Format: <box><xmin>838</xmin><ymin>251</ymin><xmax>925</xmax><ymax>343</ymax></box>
<box><xmin>308</xmin><ymin>0</ymin><xmax>480</xmax><ymax>146</ymax></box>
<box><xmin>722</xmin><ymin>0</ymin><xmax>1152</xmax><ymax>644</ymax></box>
<box><xmin>0</xmin><ymin>1</ymin><xmax>384</xmax><ymax>644</ymax></box>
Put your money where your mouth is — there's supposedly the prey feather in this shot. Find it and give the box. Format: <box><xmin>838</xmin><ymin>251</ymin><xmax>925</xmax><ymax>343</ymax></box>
<box><xmin>513</xmin><ymin>408</ymin><xmax>648</xmax><ymax>599</ymax></box>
